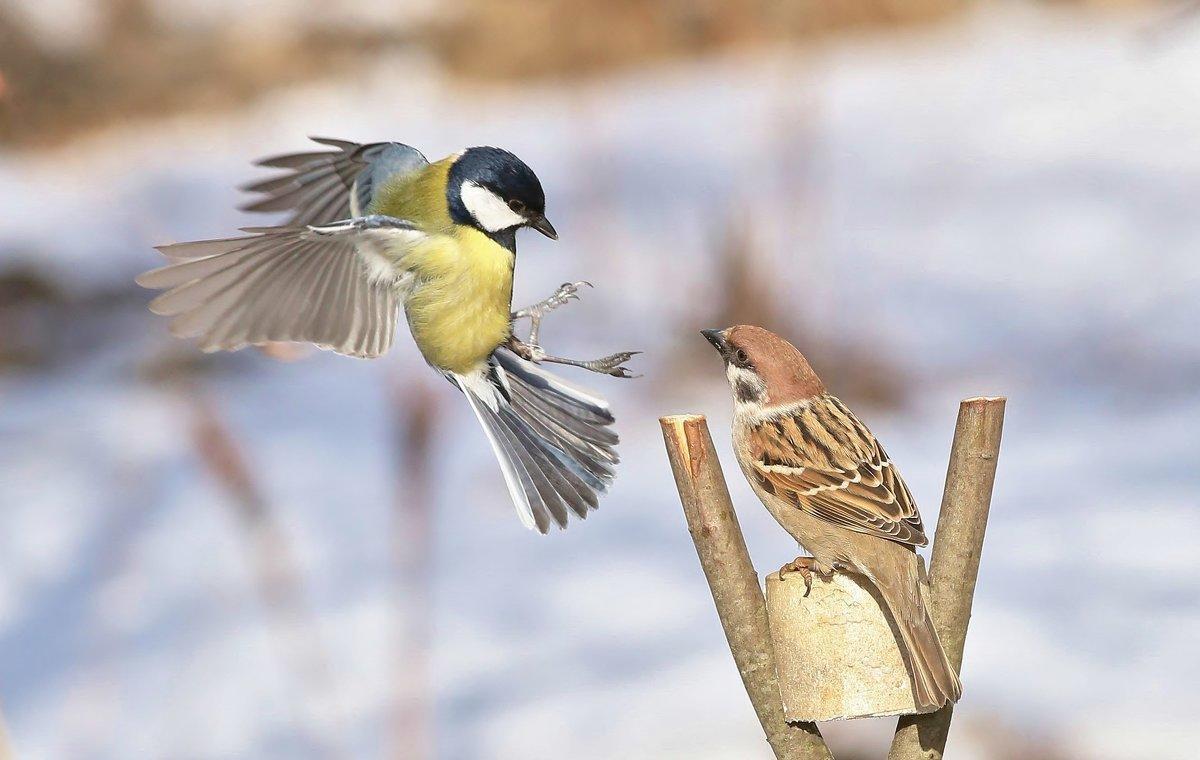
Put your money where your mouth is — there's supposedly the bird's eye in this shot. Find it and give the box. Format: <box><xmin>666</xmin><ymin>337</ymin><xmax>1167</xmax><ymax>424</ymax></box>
<box><xmin>735</xmin><ymin>349</ymin><xmax>748</xmax><ymax>364</ymax></box>
<box><xmin>508</xmin><ymin>199</ymin><xmax>527</xmax><ymax>214</ymax></box>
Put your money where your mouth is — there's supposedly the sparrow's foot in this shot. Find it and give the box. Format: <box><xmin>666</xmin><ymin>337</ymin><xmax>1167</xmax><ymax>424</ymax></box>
<box><xmin>511</xmin><ymin>281</ymin><xmax>591</xmax><ymax>346</ymax></box>
<box><xmin>781</xmin><ymin>558</ymin><xmax>815</xmax><ymax>596</ymax></box>
<box><xmin>781</xmin><ymin>557</ymin><xmax>834</xmax><ymax>597</ymax></box>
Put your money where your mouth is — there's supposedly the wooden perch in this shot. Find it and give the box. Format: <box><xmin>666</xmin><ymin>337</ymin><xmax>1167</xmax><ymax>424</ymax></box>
<box><xmin>766</xmin><ymin>560</ymin><xmax>937</xmax><ymax>722</ymax></box>
<box><xmin>660</xmin><ymin>415</ymin><xmax>833</xmax><ymax>760</ymax></box>
<box><xmin>665</xmin><ymin>397</ymin><xmax>1005</xmax><ymax>759</ymax></box>
<box><xmin>889</xmin><ymin>397</ymin><xmax>1006</xmax><ymax>760</ymax></box>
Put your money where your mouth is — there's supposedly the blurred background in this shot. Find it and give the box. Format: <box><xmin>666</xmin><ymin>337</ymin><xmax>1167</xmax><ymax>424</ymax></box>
<box><xmin>1</xmin><ymin>0</ymin><xmax>1198</xmax><ymax>758</ymax></box>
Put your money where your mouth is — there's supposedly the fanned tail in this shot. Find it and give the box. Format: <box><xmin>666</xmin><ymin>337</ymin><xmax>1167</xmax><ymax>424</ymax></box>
<box><xmin>456</xmin><ymin>349</ymin><xmax>618</xmax><ymax>533</ymax></box>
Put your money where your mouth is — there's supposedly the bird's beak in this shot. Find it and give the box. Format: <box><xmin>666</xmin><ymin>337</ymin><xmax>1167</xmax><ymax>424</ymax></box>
<box><xmin>529</xmin><ymin>215</ymin><xmax>558</xmax><ymax>240</ymax></box>
<box><xmin>701</xmin><ymin>328</ymin><xmax>729</xmax><ymax>354</ymax></box>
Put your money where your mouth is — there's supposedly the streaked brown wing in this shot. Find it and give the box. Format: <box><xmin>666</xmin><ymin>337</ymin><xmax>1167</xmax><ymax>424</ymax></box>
<box><xmin>748</xmin><ymin>395</ymin><xmax>927</xmax><ymax>547</ymax></box>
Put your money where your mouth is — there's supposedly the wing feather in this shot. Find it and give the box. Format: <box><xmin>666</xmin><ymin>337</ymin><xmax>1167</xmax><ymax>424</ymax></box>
<box><xmin>240</xmin><ymin>138</ymin><xmax>429</xmax><ymax>225</ymax></box>
<box><xmin>749</xmin><ymin>395</ymin><xmax>928</xmax><ymax>546</ymax></box>
<box><xmin>138</xmin><ymin>217</ymin><xmax>422</xmax><ymax>359</ymax></box>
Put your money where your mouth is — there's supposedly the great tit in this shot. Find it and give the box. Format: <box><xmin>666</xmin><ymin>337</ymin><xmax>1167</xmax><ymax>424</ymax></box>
<box><xmin>137</xmin><ymin>138</ymin><xmax>637</xmax><ymax>533</ymax></box>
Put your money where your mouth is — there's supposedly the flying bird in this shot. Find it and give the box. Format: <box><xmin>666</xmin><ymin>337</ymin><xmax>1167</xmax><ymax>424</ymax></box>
<box><xmin>702</xmin><ymin>324</ymin><xmax>961</xmax><ymax>711</ymax></box>
<box><xmin>138</xmin><ymin>138</ymin><xmax>637</xmax><ymax>533</ymax></box>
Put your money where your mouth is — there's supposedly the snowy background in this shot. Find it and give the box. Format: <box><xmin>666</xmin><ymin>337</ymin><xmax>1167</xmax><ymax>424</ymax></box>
<box><xmin>1</xmin><ymin>3</ymin><xmax>1199</xmax><ymax>758</ymax></box>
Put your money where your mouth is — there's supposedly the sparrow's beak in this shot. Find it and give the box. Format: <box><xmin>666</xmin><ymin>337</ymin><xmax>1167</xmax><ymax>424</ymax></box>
<box><xmin>701</xmin><ymin>328</ymin><xmax>728</xmax><ymax>354</ymax></box>
<box><xmin>529</xmin><ymin>215</ymin><xmax>558</xmax><ymax>240</ymax></box>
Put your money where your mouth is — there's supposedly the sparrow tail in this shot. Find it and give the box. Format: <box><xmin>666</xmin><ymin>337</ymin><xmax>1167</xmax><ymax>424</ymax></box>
<box><xmin>867</xmin><ymin>558</ymin><xmax>963</xmax><ymax>712</ymax></box>
<box><xmin>455</xmin><ymin>348</ymin><xmax>619</xmax><ymax>533</ymax></box>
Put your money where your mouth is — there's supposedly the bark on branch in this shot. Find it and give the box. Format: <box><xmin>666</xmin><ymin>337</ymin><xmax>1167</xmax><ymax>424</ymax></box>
<box><xmin>888</xmin><ymin>397</ymin><xmax>1006</xmax><ymax>760</ymax></box>
<box><xmin>661</xmin><ymin>414</ymin><xmax>833</xmax><ymax>760</ymax></box>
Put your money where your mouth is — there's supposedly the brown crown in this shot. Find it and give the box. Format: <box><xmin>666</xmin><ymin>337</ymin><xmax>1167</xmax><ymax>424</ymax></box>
<box><xmin>726</xmin><ymin>324</ymin><xmax>825</xmax><ymax>404</ymax></box>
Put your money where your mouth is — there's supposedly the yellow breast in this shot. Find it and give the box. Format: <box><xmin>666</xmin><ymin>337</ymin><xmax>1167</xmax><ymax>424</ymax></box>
<box><xmin>403</xmin><ymin>227</ymin><xmax>514</xmax><ymax>374</ymax></box>
<box><xmin>363</xmin><ymin>156</ymin><xmax>515</xmax><ymax>374</ymax></box>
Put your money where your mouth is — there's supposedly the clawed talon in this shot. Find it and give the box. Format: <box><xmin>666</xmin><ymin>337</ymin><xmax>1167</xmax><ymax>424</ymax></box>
<box><xmin>512</xmin><ymin>281</ymin><xmax>592</xmax><ymax>346</ymax></box>
<box><xmin>508</xmin><ymin>339</ymin><xmax>640</xmax><ymax>379</ymax></box>
<box><xmin>508</xmin><ymin>283</ymin><xmax>639</xmax><ymax>379</ymax></box>
<box><xmin>781</xmin><ymin>557</ymin><xmax>817</xmax><ymax>597</ymax></box>
<box><xmin>577</xmin><ymin>350</ymin><xmax>641</xmax><ymax>378</ymax></box>
<box><xmin>542</xmin><ymin>280</ymin><xmax>590</xmax><ymax>310</ymax></box>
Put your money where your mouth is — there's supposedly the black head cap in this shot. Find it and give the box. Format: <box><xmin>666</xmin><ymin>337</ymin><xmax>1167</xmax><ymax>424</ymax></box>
<box><xmin>447</xmin><ymin>147</ymin><xmax>556</xmax><ymax>242</ymax></box>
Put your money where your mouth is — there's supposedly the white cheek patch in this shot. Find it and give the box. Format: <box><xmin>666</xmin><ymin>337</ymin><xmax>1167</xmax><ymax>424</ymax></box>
<box><xmin>460</xmin><ymin>181</ymin><xmax>526</xmax><ymax>232</ymax></box>
<box><xmin>726</xmin><ymin>364</ymin><xmax>767</xmax><ymax>416</ymax></box>
<box><xmin>726</xmin><ymin>364</ymin><xmax>760</xmax><ymax>388</ymax></box>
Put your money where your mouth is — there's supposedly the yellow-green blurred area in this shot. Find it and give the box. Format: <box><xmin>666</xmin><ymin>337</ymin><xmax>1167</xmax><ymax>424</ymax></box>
<box><xmin>1</xmin><ymin>1</ymin><xmax>1198</xmax><ymax>759</ymax></box>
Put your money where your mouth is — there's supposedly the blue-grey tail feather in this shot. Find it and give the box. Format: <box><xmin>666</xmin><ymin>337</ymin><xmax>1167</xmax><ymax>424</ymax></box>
<box><xmin>458</xmin><ymin>350</ymin><xmax>618</xmax><ymax>533</ymax></box>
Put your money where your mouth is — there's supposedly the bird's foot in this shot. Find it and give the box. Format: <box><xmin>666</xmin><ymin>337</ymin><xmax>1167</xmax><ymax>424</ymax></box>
<box><xmin>511</xmin><ymin>281</ymin><xmax>591</xmax><ymax>346</ymax></box>
<box><xmin>563</xmin><ymin>350</ymin><xmax>642</xmax><ymax>378</ymax></box>
<box><xmin>507</xmin><ymin>337</ymin><xmax>546</xmax><ymax>363</ymax></box>
<box><xmin>515</xmin><ymin>280</ymin><xmax>590</xmax><ymax>317</ymax></box>
<box><xmin>780</xmin><ymin>557</ymin><xmax>833</xmax><ymax>597</ymax></box>
<box><xmin>507</xmin><ymin>338</ymin><xmax>640</xmax><ymax>379</ymax></box>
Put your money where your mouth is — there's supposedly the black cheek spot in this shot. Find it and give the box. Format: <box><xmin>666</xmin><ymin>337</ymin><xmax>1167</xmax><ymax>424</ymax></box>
<box><xmin>734</xmin><ymin>378</ymin><xmax>759</xmax><ymax>403</ymax></box>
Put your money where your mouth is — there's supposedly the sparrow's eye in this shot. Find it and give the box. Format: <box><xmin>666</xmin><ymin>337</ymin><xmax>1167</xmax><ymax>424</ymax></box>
<box><xmin>735</xmin><ymin>349</ymin><xmax>748</xmax><ymax>364</ymax></box>
<box><xmin>508</xmin><ymin>199</ymin><xmax>527</xmax><ymax>214</ymax></box>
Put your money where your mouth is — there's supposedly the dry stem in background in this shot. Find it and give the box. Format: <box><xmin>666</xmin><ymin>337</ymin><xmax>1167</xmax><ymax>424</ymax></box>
<box><xmin>389</xmin><ymin>376</ymin><xmax>439</xmax><ymax>760</ymax></box>
<box><xmin>187</xmin><ymin>391</ymin><xmax>344</xmax><ymax>760</ymax></box>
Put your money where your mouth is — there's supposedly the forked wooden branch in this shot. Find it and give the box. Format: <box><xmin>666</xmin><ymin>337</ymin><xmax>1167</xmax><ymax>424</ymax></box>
<box><xmin>664</xmin><ymin>398</ymin><xmax>1004</xmax><ymax>759</ymax></box>
<box><xmin>660</xmin><ymin>415</ymin><xmax>833</xmax><ymax>760</ymax></box>
<box><xmin>889</xmin><ymin>397</ymin><xmax>1006</xmax><ymax>760</ymax></box>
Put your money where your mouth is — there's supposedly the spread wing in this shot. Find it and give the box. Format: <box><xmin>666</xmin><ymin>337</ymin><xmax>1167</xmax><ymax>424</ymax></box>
<box><xmin>137</xmin><ymin>216</ymin><xmax>425</xmax><ymax>358</ymax></box>
<box><xmin>748</xmin><ymin>395</ymin><xmax>927</xmax><ymax>546</ymax></box>
<box><xmin>240</xmin><ymin>137</ymin><xmax>429</xmax><ymax>226</ymax></box>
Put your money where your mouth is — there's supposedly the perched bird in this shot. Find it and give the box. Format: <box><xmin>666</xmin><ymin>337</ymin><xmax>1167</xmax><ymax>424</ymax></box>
<box><xmin>702</xmin><ymin>325</ymin><xmax>962</xmax><ymax>711</ymax></box>
<box><xmin>138</xmin><ymin>137</ymin><xmax>637</xmax><ymax>533</ymax></box>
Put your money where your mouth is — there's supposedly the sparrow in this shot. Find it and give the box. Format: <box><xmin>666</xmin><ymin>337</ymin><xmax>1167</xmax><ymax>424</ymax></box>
<box><xmin>702</xmin><ymin>324</ymin><xmax>961</xmax><ymax>711</ymax></box>
<box><xmin>137</xmin><ymin>137</ymin><xmax>638</xmax><ymax>532</ymax></box>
